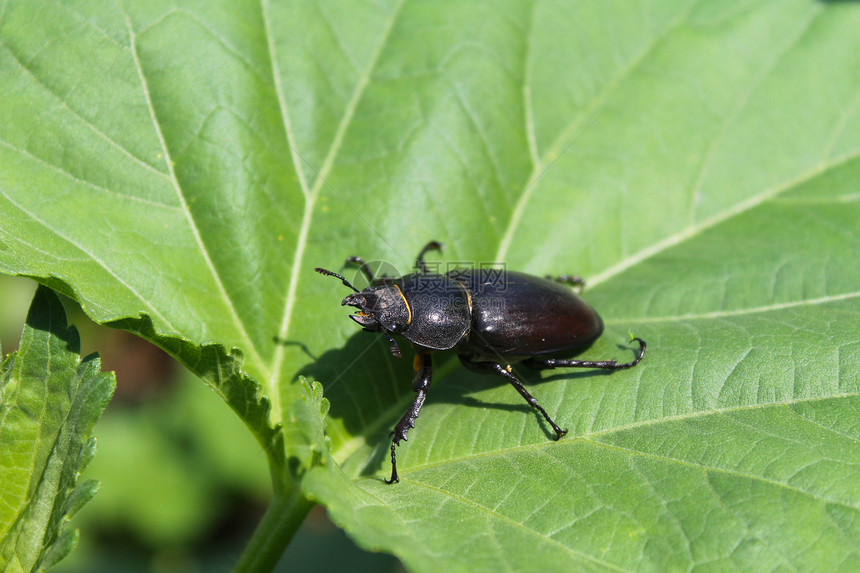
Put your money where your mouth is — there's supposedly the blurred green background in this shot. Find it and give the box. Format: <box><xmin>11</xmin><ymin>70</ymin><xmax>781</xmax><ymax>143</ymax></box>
<box><xmin>0</xmin><ymin>275</ymin><xmax>401</xmax><ymax>572</ymax></box>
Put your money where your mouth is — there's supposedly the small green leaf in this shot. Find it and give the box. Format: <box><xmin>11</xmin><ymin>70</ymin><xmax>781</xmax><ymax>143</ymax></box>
<box><xmin>0</xmin><ymin>286</ymin><xmax>115</xmax><ymax>571</ymax></box>
<box><xmin>284</xmin><ymin>377</ymin><xmax>331</xmax><ymax>473</ymax></box>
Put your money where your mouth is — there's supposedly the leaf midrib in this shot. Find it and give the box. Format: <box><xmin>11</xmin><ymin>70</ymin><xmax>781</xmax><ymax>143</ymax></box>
<box><xmin>613</xmin><ymin>291</ymin><xmax>860</xmax><ymax>324</ymax></box>
<box><xmin>123</xmin><ymin>10</ymin><xmax>268</xmax><ymax>373</ymax></box>
<box><xmin>497</xmin><ymin>0</ymin><xmax>702</xmax><ymax>262</ymax></box>
<box><xmin>496</xmin><ymin>0</ymin><xmax>845</xmax><ymax>297</ymax></box>
<box><xmin>588</xmin><ymin>149</ymin><xmax>860</xmax><ymax>288</ymax></box>
<box><xmin>686</xmin><ymin>5</ymin><xmax>824</xmax><ymax>225</ymax></box>
<box><xmin>266</xmin><ymin>0</ymin><xmax>406</xmax><ymax>420</ymax></box>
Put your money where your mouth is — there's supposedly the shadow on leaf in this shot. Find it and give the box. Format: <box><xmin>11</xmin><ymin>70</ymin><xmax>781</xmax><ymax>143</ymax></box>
<box><xmin>297</xmin><ymin>329</ymin><xmax>634</xmax><ymax>478</ymax></box>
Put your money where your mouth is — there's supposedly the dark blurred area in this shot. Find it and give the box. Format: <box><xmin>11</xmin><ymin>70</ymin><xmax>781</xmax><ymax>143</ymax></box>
<box><xmin>0</xmin><ymin>275</ymin><xmax>401</xmax><ymax>573</ymax></box>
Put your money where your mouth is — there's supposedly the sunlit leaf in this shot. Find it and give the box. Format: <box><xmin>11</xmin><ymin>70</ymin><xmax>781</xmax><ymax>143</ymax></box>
<box><xmin>1</xmin><ymin>0</ymin><xmax>859</xmax><ymax>570</ymax></box>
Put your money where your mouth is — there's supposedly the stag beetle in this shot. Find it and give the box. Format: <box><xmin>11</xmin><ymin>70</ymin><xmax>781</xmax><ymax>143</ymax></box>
<box><xmin>315</xmin><ymin>241</ymin><xmax>645</xmax><ymax>483</ymax></box>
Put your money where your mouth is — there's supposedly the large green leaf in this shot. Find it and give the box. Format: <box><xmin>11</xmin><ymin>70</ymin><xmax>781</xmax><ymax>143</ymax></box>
<box><xmin>1</xmin><ymin>0</ymin><xmax>859</xmax><ymax>570</ymax></box>
<box><xmin>0</xmin><ymin>286</ymin><xmax>115</xmax><ymax>571</ymax></box>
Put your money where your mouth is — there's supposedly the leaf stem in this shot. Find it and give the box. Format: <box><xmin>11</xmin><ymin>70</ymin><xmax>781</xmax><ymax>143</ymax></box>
<box><xmin>233</xmin><ymin>486</ymin><xmax>313</xmax><ymax>573</ymax></box>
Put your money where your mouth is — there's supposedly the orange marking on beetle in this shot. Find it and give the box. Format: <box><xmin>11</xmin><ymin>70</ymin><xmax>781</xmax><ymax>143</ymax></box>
<box><xmin>394</xmin><ymin>284</ymin><xmax>412</xmax><ymax>325</ymax></box>
<box><xmin>456</xmin><ymin>281</ymin><xmax>472</xmax><ymax>313</ymax></box>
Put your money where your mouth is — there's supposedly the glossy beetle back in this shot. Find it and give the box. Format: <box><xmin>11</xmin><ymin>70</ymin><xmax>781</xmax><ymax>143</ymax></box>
<box><xmin>452</xmin><ymin>270</ymin><xmax>603</xmax><ymax>359</ymax></box>
<box><xmin>397</xmin><ymin>273</ymin><xmax>471</xmax><ymax>351</ymax></box>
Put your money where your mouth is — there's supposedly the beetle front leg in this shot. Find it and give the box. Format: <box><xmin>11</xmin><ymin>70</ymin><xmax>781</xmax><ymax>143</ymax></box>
<box><xmin>386</xmin><ymin>352</ymin><xmax>433</xmax><ymax>484</ymax></box>
<box><xmin>458</xmin><ymin>355</ymin><xmax>568</xmax><ymax>440</ymax></box>
<box><xmin>525</xmin><ymin>337</ymin><xmax>646</xmax><ymax>371</ymax></box>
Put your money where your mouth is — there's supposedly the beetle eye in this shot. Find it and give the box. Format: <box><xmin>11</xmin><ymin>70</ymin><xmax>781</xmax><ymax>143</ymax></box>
<box><xmin>386</xmin><ymin>322</ymin><xmax>407</xmax><ymax>334</ymax></box>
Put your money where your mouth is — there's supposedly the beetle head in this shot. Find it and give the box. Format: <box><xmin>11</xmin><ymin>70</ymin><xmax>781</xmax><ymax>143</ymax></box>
<box><xmin>315</xmin><ymin>267</ymin><xmax>409</xmax><ymax>358</ymax></box>
<box><xmin>342</xmin><ymin>287</ymin><xmax>411</xmax><ymax>331</ymax></box>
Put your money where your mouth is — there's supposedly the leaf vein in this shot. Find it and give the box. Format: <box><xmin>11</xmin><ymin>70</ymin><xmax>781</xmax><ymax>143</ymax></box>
<box><xmin>401</xmin><ymin>473</ymin><xmax>635</xmax><ymax>572</ymax></box>
<box><xmin>0</xmin><ymin>187</ymin><xmax>175</xmax><ymax>330</ymax></box>
<box><xmin>686</xmin><ymin>4</ymin><xmax>824</xmax><ymax>225</ymax></box>
<box><xmin>497</xmin><ymin>0</ymin><xmax>701</xmax><ymax>261</ymax></box>
<box><xmin>612</xmin><ymin>291</ymin><xmax>860</xmax><ymax>324</ymax></box>
<box><xmin>396</xmin><ymin>391</ymin><xmax>860</xmax><ymax>509</ymax></box>
<box><xmin>0</xmin><ymin>139</ymin><xmax>177</xmax><ymax>211</ymax></box>
<box><xmin>0</xmin><ymin>37</ymin><xmax>168</xmax><ymax>179</ymax></box>
<box><xmin>124</xmin><ymin>11</ymin><xmax>268</xmax><ymax>375</ymax></box>
<box><xmin>267</xmin><ymin>0</ymin><xmax>406</xmax><ymax>410</ymax></box>
<box><xmin>588</xmin><ymin>149</ymin><xmax>860</xmax><ymax>287</ymax></box>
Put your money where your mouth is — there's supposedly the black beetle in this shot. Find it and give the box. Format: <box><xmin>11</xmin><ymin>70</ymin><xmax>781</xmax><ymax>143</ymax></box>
<box><xmin>315</xmin><ymin>241</ymin><xmax>645</xmax><ymax>483</ymax></box>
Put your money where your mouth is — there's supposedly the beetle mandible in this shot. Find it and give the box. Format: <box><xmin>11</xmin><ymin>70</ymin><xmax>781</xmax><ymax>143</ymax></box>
<box><xmin>315</xmin><ymin>241</ymin><xmax>645</xmax><ymax>483</ymax></box>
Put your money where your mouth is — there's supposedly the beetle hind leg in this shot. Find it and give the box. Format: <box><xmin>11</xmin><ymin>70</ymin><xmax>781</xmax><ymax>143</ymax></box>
<box><xmin>525</xmin><ymin>337</ymin><xmax>646</xmax><ymax>371</ymax></box>
<box><xmin>344</xmin><ymin>256</ymin><xmax>378</xmax><ymax>284</ymax></box>
<box><xmin>459</xmin><ymin>355</ymin><xmax>568</xmax><ymax>440</ymax></box>
<box><xmin>545</xmin><ymin>274</ymin><xmax>585</xmax><ymax>290</ymax></box>
<box><xmin>386</xmin><ymin>352</ymin><xmax>433</xmax><ymax>484</ymax></box>
<box><xmin>415</xmin><ymin>240</ymin><xmax>443</xmax><ymax>273</ymax></box>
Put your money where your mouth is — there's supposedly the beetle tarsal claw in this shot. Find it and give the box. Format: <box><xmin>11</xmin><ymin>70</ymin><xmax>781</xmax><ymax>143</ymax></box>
<box><xmin>386</xmin><ymin>334</ymin><xmax>402</xmax><ymax>358</ymax></box>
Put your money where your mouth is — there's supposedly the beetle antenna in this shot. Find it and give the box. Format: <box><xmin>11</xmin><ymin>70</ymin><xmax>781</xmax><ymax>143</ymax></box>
<box><xmin>314</xmin><ymin>267</ymin><xmax>360</xmax><ymax>293</ymax></box>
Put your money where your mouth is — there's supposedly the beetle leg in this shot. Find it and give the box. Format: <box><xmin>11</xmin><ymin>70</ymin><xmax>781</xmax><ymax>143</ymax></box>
<box><xmin>545</xmin><ymin>274</ymin><xmax>585</xmax><ymax>290</ymax></box>
<box><xmin>386</xmin><ymin>352</ymin><xmax>434</xmax><ymax>484</ymax></box>
<box><xmin>415</xmin><ymin>240</ymin><xmax>444</xmax><ymax>273</ymax></box>
<box><xmin>344</xmin><ymin>256</ymin><xmax>375</xmax><ymax>283</ymax></box>
<box><xmin>382</xmin><ymin>330</ymin><xmax>402</xmax><ymax>358</ymax></box>
<box><xmin>525</xmin><ymin>337</ymin><xmax>647</xmax><ymax>370</ymax></box>
<box><xmin>459</xmin><ymin>355</ymin><xmax>568</xmax><ymax>440</ymax></box>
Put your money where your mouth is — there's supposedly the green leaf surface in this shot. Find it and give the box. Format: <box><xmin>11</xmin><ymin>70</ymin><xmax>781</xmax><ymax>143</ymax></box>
<box><xmin>0</xmin><ymin>286</ymin><xmax>115</xmax><ymax>572</ymax></box>
<box><xmin>1</xmin><ymin>0</ymin><xmax>860</xmax><ymax>570</ymax></box>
